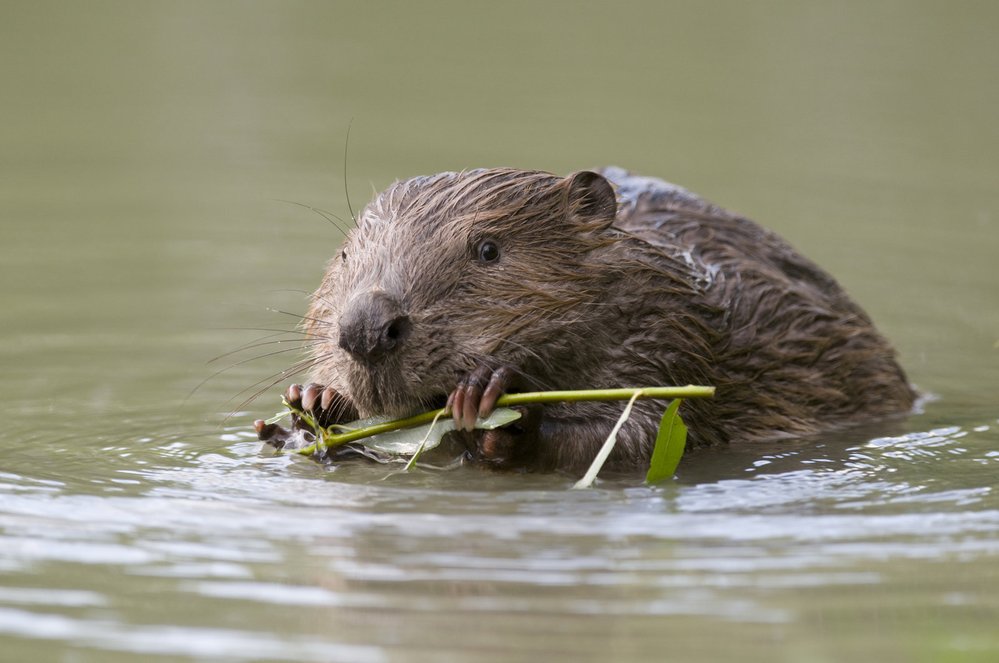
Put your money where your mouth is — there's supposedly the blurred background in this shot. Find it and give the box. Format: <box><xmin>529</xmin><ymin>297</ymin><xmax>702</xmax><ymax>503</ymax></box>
<box><xmin>2</xmin><ymin>0</ymin><xmax>997</xmax><ymax>410</ymax></box>
<box><xmin>1</xmin><ymin>2</ymin><xmax>997</xmax><ymax>661</ymax></box>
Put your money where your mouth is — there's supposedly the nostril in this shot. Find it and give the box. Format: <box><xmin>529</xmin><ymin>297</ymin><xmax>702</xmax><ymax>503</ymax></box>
<box><xmin>380</xmin><ymin>315</ymin><xmax>411</xmax><ymax>351</ymax></box>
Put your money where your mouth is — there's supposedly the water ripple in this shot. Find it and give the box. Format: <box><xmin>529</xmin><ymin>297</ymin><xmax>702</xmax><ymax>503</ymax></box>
<box><xmin>2</xmin><ymin>413</ymin><xmax>997</xmax><ymax>658</ymax></box>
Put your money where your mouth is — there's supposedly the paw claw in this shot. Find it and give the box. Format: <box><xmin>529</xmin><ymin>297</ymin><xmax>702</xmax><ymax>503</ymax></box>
<box><xmin>301</xmin><ymin>383</ymin><xmax>322</xmax><ymax>412</ymax></box>
<box><xmin>448</xmin><ymin>365</ymin><xmax>515</xmax><ymax>432</ymax></box>
<box><xmin>451</xmin><ymin>385</ymin><xmax>466</xmax><ymax>431</ymax></box>
<box><xmin>320</xmin><ymin>387</ymin><xmax>337</xmax><ymax>411</ymax></box>
<box><xmin>479</xmin><ymin>366</ymin><xmax>513</xmax><ymax>419</ymax></box>
<box><xmin>262</xmin><ymin>383</ymin><xmax>359</xmax><ymax>451</ymax></box>
<box><xmin>285</xmin><ymin>383</ymin><xmax>302</xmax><ymax>406</ymax></box>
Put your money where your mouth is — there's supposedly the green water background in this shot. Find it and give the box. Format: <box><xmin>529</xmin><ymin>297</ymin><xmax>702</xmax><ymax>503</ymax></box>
<box><xmin>1</xmin><ymin>2</ymin><xmax>997</xmax><ymax>661</ymax></box>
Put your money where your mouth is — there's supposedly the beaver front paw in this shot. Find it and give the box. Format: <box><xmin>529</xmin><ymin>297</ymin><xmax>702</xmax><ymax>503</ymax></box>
<box><xmin>254</xmin><ymin>383</ymin><xmax>358</xmax><ymax>450</ymax></box>
<box><xmin>446</xmin><ymin>365</ymin><xmax>545</xmax><ymax>468</ymax></box>
<box><xmin>454</xmin><ymin>404</ymin><xmax>542</xmax><ymax>468</ymax></box>
<box><xmin>447</xmin><ymin>365</ymin><xmax>516</xmax><ymax>432</ymax></box>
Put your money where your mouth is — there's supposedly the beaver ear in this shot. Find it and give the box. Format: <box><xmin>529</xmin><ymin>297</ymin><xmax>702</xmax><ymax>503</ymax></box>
<box><xmin>564</xmin><ymin>171</ymin><xmax>618</xmax><ymax>229</ymax></box>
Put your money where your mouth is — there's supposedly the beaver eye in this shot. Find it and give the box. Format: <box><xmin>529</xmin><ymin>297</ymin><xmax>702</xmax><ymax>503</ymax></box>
<box><xmin>341</xmin><ymin>249</ymin><xmax>347</xmax><ymax>262</ymax></box>
<box><xmin>476</xmin><ymin>240</ymin><xmax>501</xmax><ymax>264</ymax></box>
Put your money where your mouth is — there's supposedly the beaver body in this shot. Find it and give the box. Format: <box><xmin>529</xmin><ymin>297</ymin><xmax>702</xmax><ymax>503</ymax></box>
<box><xmin>264</xmin><ymin>167</ymin><xmax>915</xmax><ymax>472</ymax></box>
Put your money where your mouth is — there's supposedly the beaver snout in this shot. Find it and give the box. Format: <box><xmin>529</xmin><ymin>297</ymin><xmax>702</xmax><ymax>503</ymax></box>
<box><xmin>338</xmin><ymin>290</ymin><xmax>411</xmax><ymax>363</ymax></box>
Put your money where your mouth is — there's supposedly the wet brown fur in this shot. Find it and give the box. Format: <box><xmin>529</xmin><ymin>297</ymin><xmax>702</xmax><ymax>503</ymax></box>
<box><xmin>302</xmin><ymin>167</ymin><xmax>915</xmax><ymax>472</ymax></box>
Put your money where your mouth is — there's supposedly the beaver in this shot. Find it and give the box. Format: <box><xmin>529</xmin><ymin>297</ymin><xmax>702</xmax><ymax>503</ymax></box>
<box><xmin>255</xmin><ymin>166</ymin><xmax>915</xmax><ymax>472</ymax></box>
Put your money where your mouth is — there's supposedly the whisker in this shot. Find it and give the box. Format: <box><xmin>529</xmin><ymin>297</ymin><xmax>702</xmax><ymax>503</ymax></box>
<box><xmin>274</xmin><ymin>198</ymin><xmax>350</xmax><ymax>237</ymax></box>
<box><xmin>307</xmin><ymin>291</ymin><xmax>342</xmax><ymax>314</ymax></box>
<box><xmin>343</xmin><ymin>119</ymin><xmax>357</xmax><ymax>224</ymax></box>
<box><xmin>207</xmin><ymin>337</ymin><xmax>320</xmax><ymax>365</ymax></box>
<box><xmin>209</xmin><ymin>328</ymin><xmax>313</xmax><ymax>358</ymax></box>
<box><xmin>265</xmin><ymin>307</ymin><xmax>336</xmax><ymax>328</ymax></box>
<box><xmin>210</xmin><ymin>326</ymin><xmax>310</xmax><ymax>335</ymax></box>
<box><xmin>223</xmin><ymin>346</ymin><xmax>347</xmax><ymax>423</ymax></box>
<box><xmin>261</xmin><ymin>288</ymin><xmax>313</xmax><ymax>296</ymax></box>
<box><xmin>189</xmin><ymin>346</ymin><xmax>322</xmax><ymax>406</ymax></box>
<box><xmin>221</xmin><ymin>356</ymin><xmax>321</xmax><ymax>422</ymax></box>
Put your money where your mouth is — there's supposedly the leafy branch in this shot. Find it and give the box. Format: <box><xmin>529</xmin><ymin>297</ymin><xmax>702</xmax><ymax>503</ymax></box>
<box><xmin>274</xmin><ymin>385</ymin><xmax>714</xmax><ymax>485</ymax></box>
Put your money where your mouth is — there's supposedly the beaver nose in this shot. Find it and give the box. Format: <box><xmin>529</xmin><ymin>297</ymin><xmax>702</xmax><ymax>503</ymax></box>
<box><xmin>338</xmin><ymin>291</ymin><xmax>411</xmax><ymax>362</ymax></box>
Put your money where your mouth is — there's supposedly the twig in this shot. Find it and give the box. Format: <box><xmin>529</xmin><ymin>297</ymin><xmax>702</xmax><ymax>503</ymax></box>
<box><xmin>292</xmin><ymin>385</ymin><xmax>715</xmax><ymax>456</ymax></box>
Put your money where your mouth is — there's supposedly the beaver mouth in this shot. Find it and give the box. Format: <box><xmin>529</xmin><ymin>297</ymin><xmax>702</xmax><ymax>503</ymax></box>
<box><xmin>347</xmin><ymin>367</ymin><xmax>452</xmax><ymax>419</ymax></box>
<box><xmin>376</xmin><ymin>391</ymin><xmax>449</xmax><ymax>419</ymax></box>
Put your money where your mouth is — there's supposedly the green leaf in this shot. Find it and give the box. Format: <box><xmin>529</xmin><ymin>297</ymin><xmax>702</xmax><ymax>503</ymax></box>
<box><xmin>360</xmin><ymin>407</ymin><xmax>522</xmax><ymax>456</ymax></box>
<box><xmin>645</xmin><ymin>398</ymin><xmax>687</xmax><ymax>484</ymax></box>
<box><xmin>264</xmin><ymin>411</ymin><xmax>290</xmax><ymax>425</ymax></box>
<box><xmin>403</xmin><ymin>410</ymin><xmax>448</xmax><ymax>471</ymax></box>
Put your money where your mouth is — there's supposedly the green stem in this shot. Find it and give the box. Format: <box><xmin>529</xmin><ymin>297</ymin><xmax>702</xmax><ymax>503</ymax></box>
<box><xmin>299</xmin><ymin>385</ymin><xmax>715</xmax><ymax>455</ymax></box>
<box><xmin>572</xmin><ymin>390</ymin><xmax>643</xmax><ymax>489</ymax></box>
<box><xmin>493</xmin><ymin>386</ymin><xmax>713</xmax><ymax>406</ymax></box>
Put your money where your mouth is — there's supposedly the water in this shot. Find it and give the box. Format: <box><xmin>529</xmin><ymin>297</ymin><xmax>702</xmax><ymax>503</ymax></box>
<box><xmin>1</xmin><ymin>1</ymin><xmax>998</xmax><ymax>661</ymax></box>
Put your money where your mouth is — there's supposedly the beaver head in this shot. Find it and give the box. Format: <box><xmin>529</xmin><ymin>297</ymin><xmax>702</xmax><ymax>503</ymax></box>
<box><xmin>304</xmin><ymin>169</ymin><xmax>629</xmax><ymax>418</ymax></box>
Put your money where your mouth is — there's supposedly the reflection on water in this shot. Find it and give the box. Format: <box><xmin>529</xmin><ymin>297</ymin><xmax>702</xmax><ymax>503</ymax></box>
<box><xmin>2</xmin><ymin>414</ymin><xmax>998</xmax><ymax>660</ymax></box>
<box><xmin>1</xmin><ymin>0</ymin><xmax>998</xmax><ymax>660</ymax></box>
